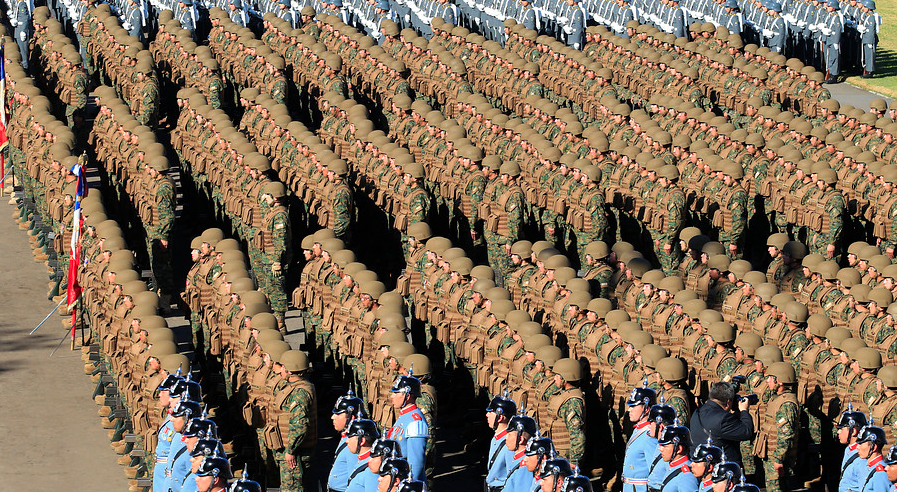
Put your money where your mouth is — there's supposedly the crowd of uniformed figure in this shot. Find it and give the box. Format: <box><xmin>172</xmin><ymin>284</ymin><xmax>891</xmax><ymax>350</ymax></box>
<box><xmin>5</xmin><ymin>0</ymin><xmax>882</xmax><ymax>82</ymax></box>
<box><xmin>5</xmin><ymin>0</ymin><xmax>897</xmax><ymax>491</ymax></box>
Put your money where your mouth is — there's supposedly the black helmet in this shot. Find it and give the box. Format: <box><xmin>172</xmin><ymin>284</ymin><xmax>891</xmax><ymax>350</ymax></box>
<box><xmin>391</xmin><ymin>375</ymin><xmax>421</xmax><ymax>398</ymax></box>
<box><xmin>561</xmin><ymin>468</ymin><xmax>593</xmax><ymax>492</ymax></box>
<box><xmin>732</xmin><ymin>477</ymin><xmax>761</xmax><ymax>492</ymax></box>
<box><xmin>159</xmin><ymin>373</ymin><xmax>184</xmax><ymax>392</ymax></box>
<box><xmin>170</xmin><ymin>378</ymin><xmax>202</xmax><ymax>402</ymax></box>
<box><xmin>711</xmin><ymin>462</ymin><xmax>742</xmax><ymax>484</ymax></box>
<box><xmin>648</xmin><ymin>401</ymin><xmax>676</xmax><ymax>426</ymax></box>
<box><xmin>857</xmin><ymin>425</ymin><xmax>889</xmax><ymax>446</ymax></box>
<box><xmin>333</xmin><ymin>389</ymin><xmax>367</xmax><ymax>419</ymax></box>
<box><xmin>371</xmin><ymin>439</ymin><xmax>402</xmax><ymax>458</ymax></box>
<box><xmin>690</xmin><ymin>439</ymin><xmax>724</xmax><ymax>464</ymax></box>
<box><xmin>182</xmin><ymin>413</ymin><xmax>218</xmax><ymax>439</ymax></box>
<box><xmin>525</xmin><ymin>435</ymin><xmax>555</xmax><ymax>457</ymax></box>
<box><xmin>346</xmin><ymin>419</ymin><xmax>381</xmax><ymax>441</ymax></box>
<box><xmin>885</xmin><ymin>445</ymin><xmax>897</xmax><ymax>465</ymax></box>
<box><xmin>379</xmin><ymin>457</ymin><xmax>411</xmax><ymax>481</ymax></box>
<box><xmin>837</xmin><ymin>403</ymin><xmax>868</xmax><ymax>429</ymax></box>
<box><xmin>191</xmin><ymin>438</ymin><xmax>226</xmax><ymax>458</ymax></box>
<box><xmin>507</xmin><ymin>414</ymin><xmax>538</xmax><ymax>437</ymax></box>
<box><xmin>196</xmin><ymin>454</ymin><xmax>233</xmax><ymax>480</ymax></box>
<box><xmin>540</xmin><ymin>457</ymin><xmax>573</xmax><ymax>478</ymax></box>
<box><xmin>170</xmin><ymin>400</ymin><xmax>203</xmax><ymax>418</ymax></box>
<box><xmin>396</xmin><ymin>480</ymin><xmax>426</xmax><ymax>492</ymax></box>
<box><xmin>625</xmin><ymin>386</ymin><xmax>657</xmax><ymax>407</ymax></box>
<box><xmin>658</xmin><ymin>424</ymin><xmax>691</xmax><ymax>449</ymax></box>
<box><xmin>486</xmin><ymin>395</ymin><xmax>518</xmax><ymax>417</ymax></box>
<box><xmin>229</xmin><ymin>470</ymin><xmax>263</xmax><ymax>492</ymax></box>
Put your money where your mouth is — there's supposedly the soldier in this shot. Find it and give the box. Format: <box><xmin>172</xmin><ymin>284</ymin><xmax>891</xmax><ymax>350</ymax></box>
<box><xmin>377</xmin><ymin>457</ymin><xmax>412</xmax><ymax>492</ymax></box>
<box><xmin>546</xmin><ymin>358</ymin><xmax>586</xmax><ymax>464</ymax></box>
<box><xmin>257</xmin><ymin>182</ymin><xmax>291</xmax><ymax>329</ymax></box>
<box><xmin>152</xmin><ymin>366</ymin><xmax>187</xmax><ymax>492</ymax></box>
<box><xmin>11</xmin><ymin>0</ymin><xmax>31</xmax><ymax>70</ymax></box>
<box><xmin>397</xmin><ymin>163</ymin><xmax>431</xmax><ymax>257</ymax></box>
<box><xmin>564</xmin><ymin>0</ymin><xmax>586</xmax><ymax>49</ymax></box>
<box><xmin>539</xmin><ymin>456</ymin><xmax>574</xmax><ymax>492</ymax></box>
<box><xmin>653</xmin><ymin>166</ymin><xmax>685</xmax><ymax>276</ymax></box>
<box><xmin>329</xmin><ymin>389</ymin><xmax>367</xmax><ymax>492</ymax></box>
<box><xmin>656</xmin><ymin>357</ymin><xmax>694</xmax><ymax>423</ymax></box>
<box><xmin>504</xmin><ymin>414</ymin><xmax>539</xmax><ymax>492</ymax></box>
<box><xmin>344</xmin><ymin>419</ymin><xmax>381</xmax><ymax>492</ymax></box>
<box><xmin>856</xmin><ymin>425</ymin><xmax>891</xmax><ymax>492</ymax></box>
<box><xmin>327</xmin><ymin>159</ymin><xmax>355</xmax><ymax>243</ymax></box>
<box><xmin>859</xmin><ymin>1</ymin><xmax>880</xmax><ymax>78</ymax></box>
<box><xmin>837</xmin><ymin>405</ymin><xmax>869</xmax><ymax>492</ymax></box>
<box><xmin>510</xmin><ymin>435</ymin><xmax>553</xmax><ymax>492</ymax></box>
<box><xmin>485</xmin><ymin>395</ymin><xmax>518</xmax><ymax>492</ymax></box>
<box><xmin>485</xmin><ymin>162</ymin><xmax>526</xmax><ymax>283</ymax></box>
<box><xmin>176</xmin><ymin>0</ymin><xmax>197</xmax><ymax>39</ymax></box>
<box><xmin>122</xmin><ymin>0</ymin><xmax>143</xmax><ymax>44</ymax></box>
<box><xmin>689</xmin><ymin>440</ymin><xmax>724</xmax><ymax>492</ymax></box>
<box><xmin>144</xmin><ymin>155</ymin><xmax>175</xmax><ymax>305</ymax></box>
<box><xmin>708</xmin><ymin>462</ymin><xmax>743</xmax><ymax>492</ymax></box>
<box><xmin>229</xmin><ymin>0</ymin><xmax>248</xmax><ymax>26</ymax></box>
<box><xmin>273</xmin><ymin>350</ymin><xmax>317</xmax><ymax>492</ymax></box>
<box><xmin>654</xmin><ymin>424</ymin><xmax>698</xmax><ymax>492</ymax></box>
<box><xmin>400</xmin><ymin>353</ymin><xmax>436</xmax><ymax>478</ymax></box>
<box><xmin>387</xmin><ymin>373</ymin><xmax>428</xmax><ymax>481</ymax></box>
<box><xmin>756</xmin><ymin>362</ymin><xmax>800</xmax><ymax>492</ymax></box>
<box><xmin>822</xmin><ymin>0</ymin><xmax>844</xmax><ymax>84</ymax></box>
<box><xmin>623</xmin><ymin>385</ymin><xmax>658</xmax><ymax>491</ymax></box>
<box><xmin>194</xmin><ymin>455</ymin><xmax>233</xmax><ymax>492</ymax></box>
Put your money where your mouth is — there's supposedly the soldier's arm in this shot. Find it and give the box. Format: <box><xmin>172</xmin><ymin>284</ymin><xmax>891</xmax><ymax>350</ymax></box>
<box><xmin>273</xmin><ymin>212</ymin><xmax>289</xmax><ymax>260</ymax></box>
<box><xmin>508</xmin><ymin>193</ymin><xmax>524</xmax><ymax>242</ymax></box>
<box><xmin>730</xmin><ymin>192</ymin><xmax>747</xmax><ymax>243</ymax></box>
<box><xmin>333</xmin><ymin>190</ymin><xmax>350</xmax><ymax>237</ymax></box>
<box><xmin>157</xmin><ymin>183</ymin><xmax>176</xmax><ymax>237</ymax></box>
<box><xmin>771</xmin><ymin>401</ymin><xmax>799</xmax><ymax>463</ymax></box>
<box><xmin>286</xmin><ymin>389</ymin><xmax>311</xmax><ymax>454</ymax></box>
<box><xmin>564</xmin><ymin>398</ymin><xmax>586</xmax><ymax>462</ymax></box>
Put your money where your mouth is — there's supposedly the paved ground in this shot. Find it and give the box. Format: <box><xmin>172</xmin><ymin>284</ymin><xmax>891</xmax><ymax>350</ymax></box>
<box><xmin>833</xmin><ymin>81</ymin><xmax>893</xmax><ymax>109</ymax></box>
<box><xmin>0</xmin><ymin>197</ymin><xmax>125</xmax><ymax>490</ymax></box>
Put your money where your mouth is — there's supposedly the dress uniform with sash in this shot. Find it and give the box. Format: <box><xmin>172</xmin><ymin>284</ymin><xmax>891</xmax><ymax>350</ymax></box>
<box><xmin>386</xmin><ymin>375</ymin><xmax>429</xmax><ymax>481</ymax></box>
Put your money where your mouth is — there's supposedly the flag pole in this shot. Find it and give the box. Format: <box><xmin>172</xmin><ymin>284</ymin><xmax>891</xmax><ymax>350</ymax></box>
<box><xmin>0</xmin><ymin>38</ymin><xmax>7</xmax><ymax>197</ymax></box>
<box><xmin>68</xmin><ymin>151</ymin><xmax>87</xmax><ymax>350</ymax></box>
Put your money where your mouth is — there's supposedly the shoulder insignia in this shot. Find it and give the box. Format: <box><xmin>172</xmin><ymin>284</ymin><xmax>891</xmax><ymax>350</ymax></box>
<box><xmin>682</xmin><ymin>465</ymin><xmax>691</xmax><ymax>473</ymax></box>
<box><xmin>412</xmin><ymin>413</ymin><xmax>422</xmax><ymax>421</ymax></box>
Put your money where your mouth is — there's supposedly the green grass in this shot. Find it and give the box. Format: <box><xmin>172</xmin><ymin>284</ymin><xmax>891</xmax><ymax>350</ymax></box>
<box><xmin>847</xmin><ymin>2</ymin><xmax>897</xmax><ymax>99</ymax></box>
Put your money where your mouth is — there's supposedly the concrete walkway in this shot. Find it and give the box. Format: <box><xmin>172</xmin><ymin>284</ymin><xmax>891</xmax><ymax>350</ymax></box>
<box><xmin>832</xmin><ymin>81</ymin><xmax>893</xmax><ymax>109</ymax></box>
<box><xmin>0</xmin><ymin>198</ymin><xmax>125</xmax><ymax>489</ymax></box>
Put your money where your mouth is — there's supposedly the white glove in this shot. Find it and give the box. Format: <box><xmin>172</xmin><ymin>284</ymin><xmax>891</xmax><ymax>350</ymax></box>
<box><xmin>10</xmin><ymin>19</ymin><xmax>18</xmax><ymax>27</ymax></box>
<box><xmin>573</xmin><ymin>42</ymin><xmax>580</xmax><ymax>49</ymax></box>
<box><xmin>404</xmin><ymin>13</ymin><xmax>410</xmax><ymax>21</ymax></box>
<box><xmin>19</xmin><ymin>31</ymin><xmax>26</xmax><ymax>41</ymax></box>
<box><xmin>832</xmin><ymin>43</ymin><xmax>839</xmax><ymax>49</ymax></box>
<box><xmin>563</xmin><ymin>24</ymin><xmax>573</xmax><ymax>34</ymax></box>
<box><xmin>123</xmin><ymin>22</ymin><xmax>133</xmax><ymax>30</ymax></box>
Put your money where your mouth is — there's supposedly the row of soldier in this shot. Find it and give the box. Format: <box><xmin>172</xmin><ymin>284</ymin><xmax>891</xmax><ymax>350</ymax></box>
<box><xmin>76</xmin><ymin>3</ymin><xmax>162</xmax><ymax>125</ymax></box>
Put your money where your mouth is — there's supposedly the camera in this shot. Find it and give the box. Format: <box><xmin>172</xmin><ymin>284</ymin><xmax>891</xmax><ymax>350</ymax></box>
<box><xmin>731</xmin><ymin>375</ymin><xmax>759</xmax><ymax>404</ymax></box>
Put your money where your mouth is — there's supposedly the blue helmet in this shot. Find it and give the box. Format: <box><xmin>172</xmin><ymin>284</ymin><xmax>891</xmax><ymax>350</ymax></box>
<box><xmin>864</xmin><ymin>0</ymin><xmax>876</xmax><ymax>9</ymax></box>
<box><xmin>725</xmin><ymin>0</ymin><xmax>739</xmax><ymax>8</ymax></box>
<box><xmin>377</xmin><ymin>0</ymin><xmax>390</xmax><ymax>8</ymax></box>
<box><xmin>332</xmin><ymin>0</ymin><xmax>343</xmax><ymax>6</ymax></box>
<box><xmin>769</xmin><ymin>2</ymin><xmax>782</xmax><ymax>11</ymax></box>
<box><xmin>827</xmin><ymin>0</ymin><xmax>840</xmax><ymax>8</ymax></box>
